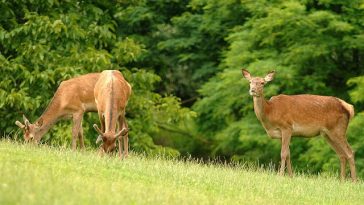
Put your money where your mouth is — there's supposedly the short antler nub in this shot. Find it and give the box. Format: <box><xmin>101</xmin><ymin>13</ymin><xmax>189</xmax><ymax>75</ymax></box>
<box><xmin>93</xmin><ymin>124</ymin><xmax>103</xmax><ymax>135</ymax></box>
<box><xmin>15</xmin><ymin>121</ymin><xmax>25</xmax><ymax>129</ymax></box>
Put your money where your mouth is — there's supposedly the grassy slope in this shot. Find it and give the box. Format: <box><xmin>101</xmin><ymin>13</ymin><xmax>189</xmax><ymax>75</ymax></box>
<box><xmin>0</xmin><ymin>140</ymin><xmax>363</xmax><ymax>205</ymax></box>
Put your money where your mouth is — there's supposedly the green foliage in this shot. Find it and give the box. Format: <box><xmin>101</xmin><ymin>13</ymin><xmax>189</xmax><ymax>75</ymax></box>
<box><xmin>155</xmin><ymin>0</ymin><xmax>247</xmax><ymax>102</ymax></box>
<box><xmin>348</xmin><ymin>76</ymin><xmax>364</xmax><ymax>103</ymax></box>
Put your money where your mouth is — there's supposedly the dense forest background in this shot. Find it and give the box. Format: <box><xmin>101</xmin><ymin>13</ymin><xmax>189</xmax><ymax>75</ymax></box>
<box><xmin>1</xmin><ymin>0</ymin><xmax>364</xmax><ymax>177</ymax></box>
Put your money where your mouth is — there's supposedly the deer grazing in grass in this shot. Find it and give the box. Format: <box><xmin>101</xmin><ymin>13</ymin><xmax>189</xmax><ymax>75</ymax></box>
<box><xmin>15</xmin><ymin>73</ymin><xmax>100</xmax><ymax>150</ymax></box>
<box><xmin>242</xmin><ymin>69</ymin><xmax>357</xmax><ymax>181</ymax></box>
<box><xmin>93</xmin><ymin>70</ymin><xmax>131</xmax><ymax>158</ymax></box>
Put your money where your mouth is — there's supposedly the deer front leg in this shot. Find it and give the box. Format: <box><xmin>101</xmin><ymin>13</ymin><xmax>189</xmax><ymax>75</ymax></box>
<box><xmin>118</xmin><ymin>115</ymin><xmax>129</xmax><ymax>158</ymax></box>
<box><xmin>279</xmin><ymin>129</ymin><xmax>292</xmax><ymax>176</ymax></box>
<box><xmin>286</xmin><ymin>153</ymin><xmax>293</xmax><ymax>177</ymax></box>
<box><xmin>71</xmin><ymin>112</ymin><xmax>83</xmax><ymax>150</ymax></box>
<box><xmin>122</xmin><ymin>118</ymin><xmax>129</xmax><ymax>158</ymax></box>
<box><xmin>78</xmin><ymin>114</ymin><xmax>85</xmax><ymax>149</ymax></box>
<box><xmin>118</xmin><ymin>137</ymin><xmax>123</xmax><ymax>159</ymax></box>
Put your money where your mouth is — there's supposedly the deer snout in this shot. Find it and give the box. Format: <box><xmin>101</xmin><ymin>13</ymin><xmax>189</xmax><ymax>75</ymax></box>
<box><xmin>24</xmin><ymin>134</ymin><xmax>34</xmax><ymax>142</ymax></box>
<box><xmin>249</xmin><ymin>88</ymin><xmax>256</xmax><ymax>95</ymax></box>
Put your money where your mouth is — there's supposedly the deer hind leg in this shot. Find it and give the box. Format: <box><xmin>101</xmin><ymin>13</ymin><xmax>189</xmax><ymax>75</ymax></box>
<box><xmin>72</xmin><ymin>112</ymin><xmax>83</xmax><ymax>150</ymax></box>
<box><xmin>336</xmin><ymin>117</ymin><xmax>357</xmax><ymax>182</ymax></box>
<box><xmin>279</xmin><ymin>129</ymin><xmax>292</xmax><ymax>176</ymax></box>
<box><xmin>338</xmin><ymin>138</ymin><xmax>356</xmax><ymax>182</ymax></box>
<box><xmin>323</xmin><ymin>133</ymin><xmax>347</xmax><ymax>181</ymax></box>
<box><xmin>345</xmin><ymin>143</ymin><xmax>356</xmax><ymax>182</ymax></box>
<box><xmin>325</xmin><ymin>129</ymin><xmax>356</xmax><ymax>182</ymax></box>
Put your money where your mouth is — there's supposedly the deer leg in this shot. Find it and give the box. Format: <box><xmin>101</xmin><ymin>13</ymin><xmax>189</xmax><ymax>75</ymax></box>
<box><xmin>118</xmin><ymin>115</ymin><xmax>129</xmax><ymax>158</ymax></box>
<box><xmin>340</xmin><ymin>140</ymin><xmax>357</xmax><ymax>182</ymax></box>
<box><xmin>331</xmin><ymin>118</ymin><xmax>357</xmax><ymax>182</ymax></box>
<box><xmin>286</xmin><ymin>154</ymin><xmax>293</xmax><ymax>177</ymax></box>
<box><xmin>324</xmin><ymin>132</ymin><xmax>350</xmax><ymax>181</ymax></box>
<box><xmin>124</xmin><ymin>133</ymin><xmax>129</xmax><ymax>158</ymax></box>
<box><xmin>279</xmin><ymin>129</ymin><xmax>292</xmax><ymax>176</ymax></box>
<box><xmin>118</xmin><ymin>137</ymin><xmax>123</xmax><ymax>159</ymax></box>
<box><xmin>115</xmin><ymin>116</ymin><xmax>123</xmax><ymax>159</ymax></box>
<box><xmin>123</xmin><ymin>118</ymin><xmax>129</xmax><ymax>158</ymax></box>
<box><xmin>78</xmin><ymin>119</ymin><xmax>85</xmax><ymax>149</ymax></box>
<box><xmin>71</xmin><ymin>112</ymin><xmax>83</xmax><ymax>150</ymax></box>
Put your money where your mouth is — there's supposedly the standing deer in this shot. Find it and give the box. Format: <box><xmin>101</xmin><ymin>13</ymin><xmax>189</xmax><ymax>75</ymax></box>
<box><xmin>93</xmin><ymin>70</ymin><xmax>131</xmax><ymax>158</ymax></box>
<box><xmin>242</xmin><ymin>69</ymin><xmax>357</xmax><ymax>181</ymax></box>
<box><xmin>15</xmin><ymin>73</ymin><xmax>100</xmax><ymax>150</ymax></box>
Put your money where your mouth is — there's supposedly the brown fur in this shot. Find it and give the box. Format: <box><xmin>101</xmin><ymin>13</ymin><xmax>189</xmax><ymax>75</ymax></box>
<box><xmin>242</xmin><ymin>69</ymin><xmax>357</xmax><ymax>182</ymax></box>
<box><xmin>93</xmin><ymin>70</ymin><xmax>131</xmax><ymax>158</ymax></box>
<box><xmin>15</xmin><ymin>73</ymin><xmax>100</xmax><ymax>150</ymax></box>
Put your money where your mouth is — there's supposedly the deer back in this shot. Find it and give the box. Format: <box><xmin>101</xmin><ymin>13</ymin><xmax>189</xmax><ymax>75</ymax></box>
<box><xmin>264</xmin><ymin>94</ymin><xmax>352</xmax><ymax>130</ymax></box>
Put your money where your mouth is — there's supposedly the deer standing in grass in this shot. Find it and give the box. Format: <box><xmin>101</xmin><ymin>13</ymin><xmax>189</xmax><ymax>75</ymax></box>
<box><xmin>15</xmin><ymin>73</ymin><xmax>101</xmax><ymax>149</ymax></box>
<box><xmin>93</xmin><ymin>70</ymin><xmax>131</xmax><ymax>158</ymax></box>
<box><xmin>242</xmin><ymin>69</ymin><xmax>357</xmax><ymax>181</ymax></box>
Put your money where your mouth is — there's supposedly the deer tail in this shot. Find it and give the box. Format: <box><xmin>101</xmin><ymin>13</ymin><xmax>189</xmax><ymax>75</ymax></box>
<box><xmin>336</xmin><ymin>98</ymin><xmax>355</xmax><ymax>120</ymax></box>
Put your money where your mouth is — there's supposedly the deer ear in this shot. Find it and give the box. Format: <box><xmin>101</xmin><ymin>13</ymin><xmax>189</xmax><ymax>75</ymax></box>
<box><xmin>241</xmin><ymin>69</ymin><xmax>252</xmax><ymax>81</ymax></box>
<box><xmin>15</xmin><ymin>121</ymin><xmax>26</xmax><ymax>129</ymax></box>
<box><xmin>264</xmin><ymin>71</ymin><xmax>275</xmax><ymax>82</ymax></box>
<box><xmin>36</xmin><ymin>118</ymin><xmax>43</xmax><ymax>127</ymax></box>
<box><xmin>96</xmin><ymin>135</ymin><xmax>103</xmax><ymax>144</ymax></box>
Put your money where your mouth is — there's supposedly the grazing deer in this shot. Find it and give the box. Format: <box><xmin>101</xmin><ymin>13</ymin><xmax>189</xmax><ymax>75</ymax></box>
<box><xmin>93</xmin><ymin>70</ymin><xmax>131</xmax><ymax>158</ymax></box>
<box><xmin>242</xmin><ymin>69</ymin><xmax>357</xmax><ymax>181</ymax></box>
<box><xmin>15</xmin><ymin>73</ymin><xmax>101</xmax><ymax>150</ymax></box>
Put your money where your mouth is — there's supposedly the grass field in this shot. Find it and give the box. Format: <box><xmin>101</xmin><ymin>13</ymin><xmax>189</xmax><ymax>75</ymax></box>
<box><xmin>0</xmin><ymin>140</ymin><xmax>363</xmax><ymax>205</ymax></box>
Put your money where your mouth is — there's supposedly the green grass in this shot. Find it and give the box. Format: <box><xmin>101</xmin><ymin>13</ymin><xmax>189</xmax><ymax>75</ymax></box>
<box><xmin>0</xmin><ymin>140</ymin><xmax>363</xmax><ymax>205</ymax></box>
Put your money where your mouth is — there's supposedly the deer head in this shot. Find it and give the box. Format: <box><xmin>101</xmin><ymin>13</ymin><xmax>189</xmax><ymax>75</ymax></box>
<box><xmin>242</xmin><ymin>69</ymin><xmax>275</xmax><ymax>97</ymax></box>
<box><xmin>15</xmin><ymin>115</ymin><xmax>43</xmax><ymax>142</ymax></box>
<box><xmin>93</xmin><ymin>124</ymin><xmax>126</xmax><ymax>153</ymax></box>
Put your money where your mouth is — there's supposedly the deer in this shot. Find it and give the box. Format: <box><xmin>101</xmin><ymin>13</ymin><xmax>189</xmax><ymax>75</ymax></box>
<box><xmin>15</xmin><ymin>73</ymin><xmax>101</xmax><ymax>150</ymax></box>
<box><xmin>241</xmin><ymin>69</ymin><xmax>357</xmax><ymax>182</ymax></box>
<box><xmin>93</xmin><ymin>70</ymin><xmax>131</xmax><ymax>158</ymax></box>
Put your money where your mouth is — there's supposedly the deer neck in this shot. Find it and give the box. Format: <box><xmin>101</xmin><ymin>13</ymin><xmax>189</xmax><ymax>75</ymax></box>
<box><xmin>253</xmin><ymin>94</ymin><xmax>268</xmax><ymax>122</ymax></box>
<box><xmin>35</xmin><ymin>99</ymin><xmax>63</xmax><ymax>138</ymax></box>
<box><xmin>104</xmin><ymin>79</ymin><xmax>119</xmax><ymax>134</ymax></box>
<box><xmin>104</xmin><ymin>106</ymin><xmax>118</xmax><ymax>134</ymax></box>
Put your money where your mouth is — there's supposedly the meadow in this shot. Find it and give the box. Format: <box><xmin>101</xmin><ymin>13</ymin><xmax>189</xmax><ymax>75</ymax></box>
<box><xmin>0</xmin><ymin>139</ymin><xmax>363</xmax><ymax>205</ymax></box>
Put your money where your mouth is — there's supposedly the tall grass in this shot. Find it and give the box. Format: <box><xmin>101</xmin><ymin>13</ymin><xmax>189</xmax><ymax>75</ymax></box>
<box><xmin>0</xmin><ymin>139</ymin><xmax>363</xmax><ymax>205</ymax></box>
